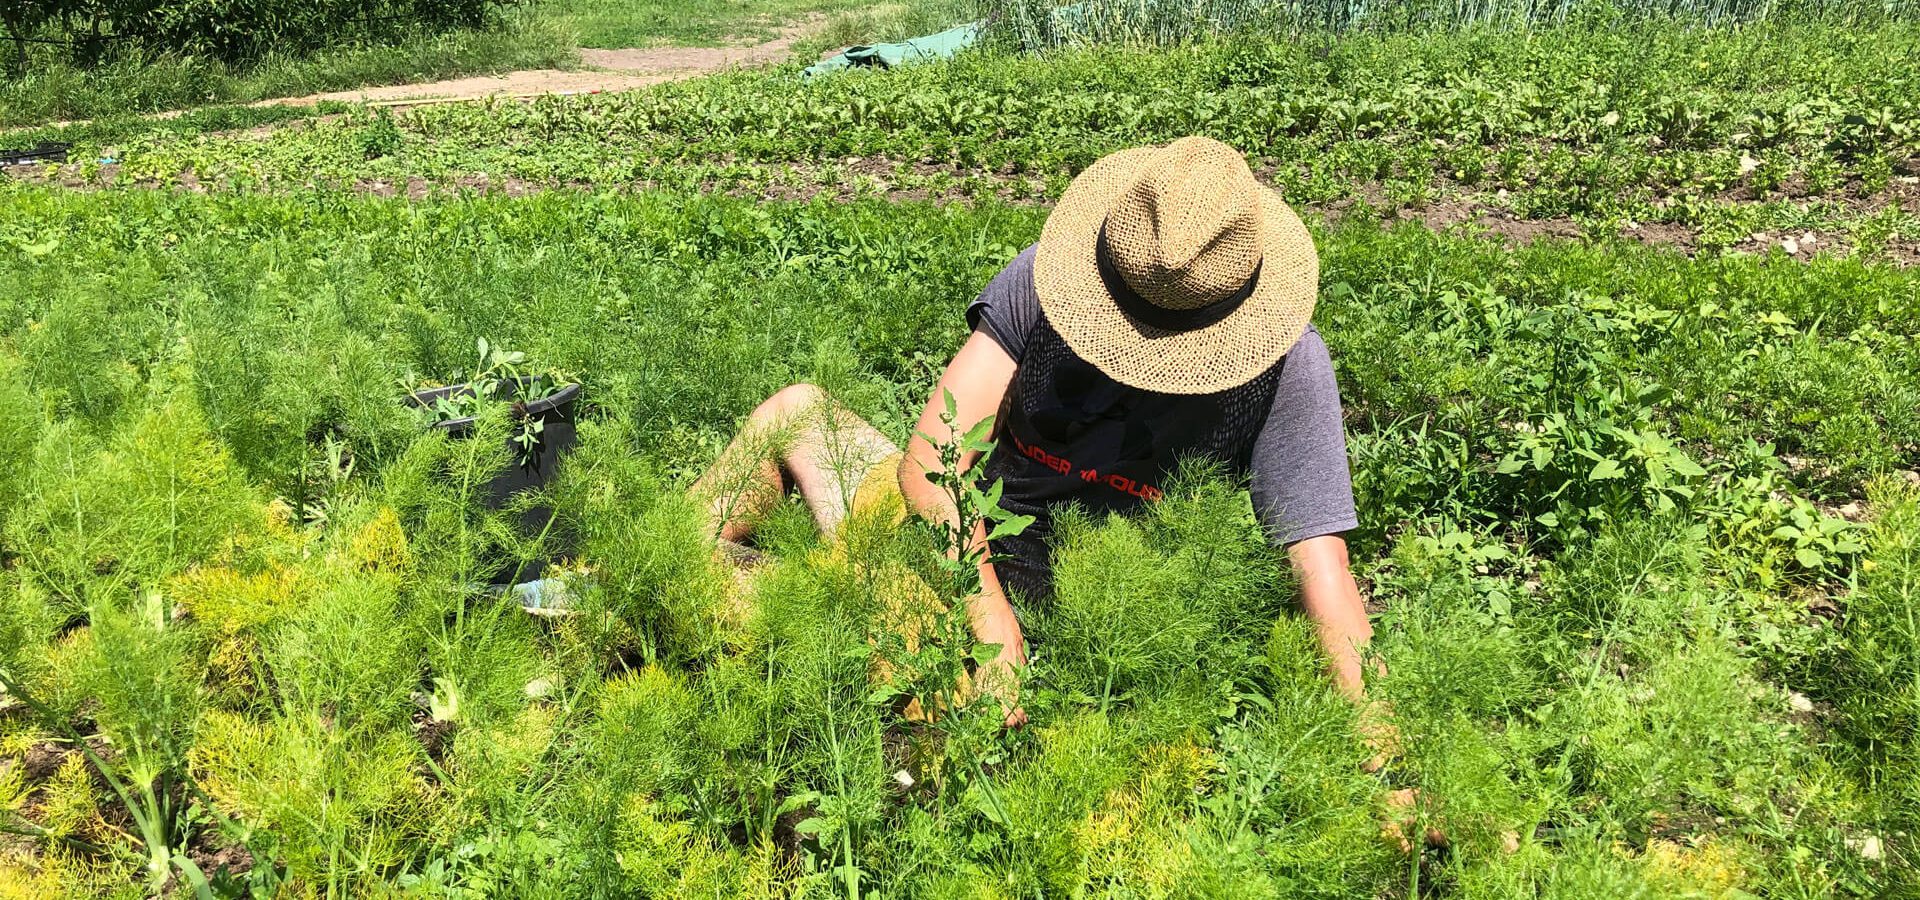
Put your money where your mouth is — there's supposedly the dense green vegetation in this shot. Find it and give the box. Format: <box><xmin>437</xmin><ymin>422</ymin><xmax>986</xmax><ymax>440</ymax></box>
<box><xmin>0</xmin><ymin>104</ymin><xmax>333</xmax><ymax>158</ymax></box>
<box><xmin>0</xmin><ymin>183</ymin><xmax>1914</xmax><ymax>896</ymax></box>
<box><xmin>0</xmin><ymin>15</ymin><xmax>574</xmax><ymax>130</ymax></box>
<box><xmin>2</xmin><ymin>0</ymin><xmax>519</xmax><ymax>67</ymax></box>
<box><xmin>552</xmin><ymin>0</ymin><xmax>889</xmax><ymax>47</ymax></box>
<box><xmin>1</xmin><ymin>1</ymin><xmax>1917</xmax><ymax>895</ymax></box>
<box><xmin>980</xmin><ymin>0</ymin><xmax>1920</xmax><ymax>46</ymax></box>
<box><xmin>43</xmin><ymin>20</ymin><xmax>1917</xmax><ymax>257</ymax></box>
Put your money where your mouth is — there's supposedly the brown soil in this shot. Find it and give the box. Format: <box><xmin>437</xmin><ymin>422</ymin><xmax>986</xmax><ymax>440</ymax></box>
<box><xmin>161</xmin><ymin>828</ymin><xmax>256</xmax><ymax>896</ymax></box>
<box><xmin>414</xmin><ymin>714</ymin><xmax>457</xmax><ymax>764</ymax></box>
<box><xmin>1379</xmin><ymin>201</ymin><xmax>1584</xmax><ymax>246</ymax></box>
<box><xmin>185</xmin><ymin>833</ymin><xmax>255</xmax><ymax>880</ymax></box>
<box><xmin>260</xmin><ymin>18</ymin><xmax>824</xmax><ymax>110</ymax></box>
<box><xmin>21</xmin><ymin>740</ymin><xmax>72</xmax><ymax>782</ymax></box>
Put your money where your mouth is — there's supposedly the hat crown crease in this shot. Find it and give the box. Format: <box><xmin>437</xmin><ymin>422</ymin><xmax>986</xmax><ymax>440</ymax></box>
<box><xmin>1103</xmin><ymin>142</ymin><xmax>1264</xmax><ymax>313</ymax></box>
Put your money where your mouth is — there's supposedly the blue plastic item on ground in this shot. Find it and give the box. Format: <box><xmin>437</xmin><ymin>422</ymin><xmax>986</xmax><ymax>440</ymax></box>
<box><xmin>801</xmin><ymin>21</ymin><xmax>985</xmax><ymax>79</ymax></box>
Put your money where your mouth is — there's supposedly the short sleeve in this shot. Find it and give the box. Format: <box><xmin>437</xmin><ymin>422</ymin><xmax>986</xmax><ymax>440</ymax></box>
<box><xmin>965</xmin><ymin>245</ymin><xmax>1042</xmax><ymax>361</ymax></box>
<box><xmin>1249</xmin><ymin>327</ymin><xmax>1358</xmax><ymax>546</ymax></box>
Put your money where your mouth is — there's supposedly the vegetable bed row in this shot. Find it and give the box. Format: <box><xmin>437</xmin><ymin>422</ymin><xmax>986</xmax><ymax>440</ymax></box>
<box><xmin>34</xmin><ymin>20</ymin><xmax>1919</xmax><ymax>254</ymax></box>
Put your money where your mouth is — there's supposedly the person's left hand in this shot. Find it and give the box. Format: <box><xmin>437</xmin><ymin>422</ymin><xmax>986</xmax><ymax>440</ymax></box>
<box><xmin>1357</xmin><ymin>699</ymin><xmax>1402</xmax><ymax>773</ymax></box>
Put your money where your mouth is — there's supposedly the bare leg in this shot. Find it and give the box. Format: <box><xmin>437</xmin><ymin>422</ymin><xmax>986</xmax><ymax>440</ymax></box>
<box><xmin>697</xmin><ymin>385</ymin><xmax>962</xmax><ymax>720</ymax></box>
<box><xmin>692</xmin><ymin>383</ymin><xmax>899</xmax><ymax>544</ymax></box>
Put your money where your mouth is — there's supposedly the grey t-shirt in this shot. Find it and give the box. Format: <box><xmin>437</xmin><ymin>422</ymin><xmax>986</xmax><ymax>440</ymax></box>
<box><xmin>967</xmin><ymin>246</ymin><xmax>1357</xmax><ymax>558</ymax></box>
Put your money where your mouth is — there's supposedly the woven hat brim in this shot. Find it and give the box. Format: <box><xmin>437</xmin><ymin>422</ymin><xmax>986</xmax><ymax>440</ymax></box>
<box><xmin>1032</xmin><ymin>147</ymin><xmax>1319</xmax><ymax>396</ymax></box>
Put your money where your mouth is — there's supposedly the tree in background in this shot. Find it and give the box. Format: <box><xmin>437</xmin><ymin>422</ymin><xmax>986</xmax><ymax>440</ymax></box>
<box><xmin>2</xmin><ymin>0</ymin><xmax>517</xmax><ymax>70</ymax></box>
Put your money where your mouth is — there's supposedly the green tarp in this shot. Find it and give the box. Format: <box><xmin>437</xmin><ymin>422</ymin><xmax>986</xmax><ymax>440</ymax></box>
<box><xmin>800</xmin><ymin>21</ymin><xmax>985</xmax><ymax>79</ymax></box>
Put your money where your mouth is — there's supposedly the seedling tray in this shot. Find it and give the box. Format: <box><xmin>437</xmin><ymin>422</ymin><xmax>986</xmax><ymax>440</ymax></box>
<box><xmin>407</xmin><ymin>377</ymin><xmax>582</xmax><ymax>584</ymax></box>
<box><xmin>409</xmin><ymin>378</ymin><xmax>581</xmax><ymax>438</ymax></box>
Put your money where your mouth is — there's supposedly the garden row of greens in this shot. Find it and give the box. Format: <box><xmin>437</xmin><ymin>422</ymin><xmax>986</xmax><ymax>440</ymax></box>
<box><xmin>980</xmin><ymin>0</ymin><xmax>1920</xmax><ymax>46</ymax></box>
<box><xmin>0</xmin><ymin>184</ymin><xmax>1915</xmax><ymax>896</ymax></box>
<box><xmin>46</xmin><ymin>19</ymin><xmax>1920</xmax><ymax>254</ymax></box>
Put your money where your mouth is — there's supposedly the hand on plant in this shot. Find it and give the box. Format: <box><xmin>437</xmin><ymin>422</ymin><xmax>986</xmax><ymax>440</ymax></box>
<box><xmin>1380</xmin><ymin>788</ymin><xmax>1448</xmax><ymax>854</ymax></box>
<box><xmin>978</xmin><ymin>649</ymin><xmax>1028</xmax><ymax>729</ymax></box>
<box><xmin>1356</xmin><ymin>699</ymin><xmax>1402</xmax><ymax>774</ymax></box>
<box><xmin>905</xmin><ymin>387</ymin><xmax>1036</xmax><ymax>730</ymax></box>
<box><xmin>1356</xmin><ymin>701</ymin><xmax>1442</xmax><ymax>852</ymax></box>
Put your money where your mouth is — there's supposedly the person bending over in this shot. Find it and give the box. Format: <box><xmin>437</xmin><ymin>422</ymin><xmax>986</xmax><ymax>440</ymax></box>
<box><xmin>693</xmin><ymin>136</ymin><xmax>1373</xmax><ymax>731</ymax></box>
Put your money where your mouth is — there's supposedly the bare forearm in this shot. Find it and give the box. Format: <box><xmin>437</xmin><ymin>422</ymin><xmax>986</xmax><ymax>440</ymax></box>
<box><xmin>970</xmin><ymin>526</ymin><xmax>1029</xmax><ymax>727</ymax></box>
<box><xmin>1303</xmin><ymin>571</ymin><xmax>1371</xmax><ymax>701</ymax></box>
<box><xmin>899</xmin><ymin>453</ymin><xmax>1026</xmax><ymax>656</ymax></box>
<box><xmin>969</xmin><ymin>528</ymin><xmax>1026</xmax><ymax>662</ymax></box>
<box><xmin>899</xmin><ymin>446</ymin><xmax>961</xmax><ymax>532</ymax></box>
<box><xmin>909</xmin><ymin>486</ymin><xmax>1028</xmax><ymax>726</ymax></box>
<box><xmin>1289</xmin><ymin>536</ymin><xmax>1374</xmax><ymax>702</ymax></box>
<box><xmin>900</xmin><ymin>331</ymin><xmax>1017</xmax><ymax>533</ymax></box>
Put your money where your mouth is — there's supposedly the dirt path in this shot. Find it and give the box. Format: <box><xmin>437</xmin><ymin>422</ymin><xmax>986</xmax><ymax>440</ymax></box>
<box><xmin>258</xmin><ymin>18</ymin><xmax>824</xmax><ymax>109</ymax></box>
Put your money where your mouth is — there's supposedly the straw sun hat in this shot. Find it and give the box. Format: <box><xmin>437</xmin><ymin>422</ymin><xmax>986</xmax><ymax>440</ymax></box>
<box><xmin>1033</xmin><ymin>136</ymin><xmax>1319</xmax><ymax>395</ymax></box>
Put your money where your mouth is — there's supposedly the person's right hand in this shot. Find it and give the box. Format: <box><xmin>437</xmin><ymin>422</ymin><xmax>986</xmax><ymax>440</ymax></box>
<box><xmin>1381</xmin><ymin>788</ymin><xmax>1448</xmax><ymax>853</ymax></box>
<box><xmin>1357</xmin><ymin>700</ymin><xmax>1444</xmax><ymax>851</ymax></box>
<box><xmin>977</xmin><ymin>649</ymin><xmax>1028</xmax><ymax>729</ymax></box>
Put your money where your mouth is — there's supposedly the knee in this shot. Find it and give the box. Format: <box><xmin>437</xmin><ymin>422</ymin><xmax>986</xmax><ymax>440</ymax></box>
<box><xmin>751</xmin><ymin>382</ymin><xmax>826</xmax><ymax>426</ymax></box>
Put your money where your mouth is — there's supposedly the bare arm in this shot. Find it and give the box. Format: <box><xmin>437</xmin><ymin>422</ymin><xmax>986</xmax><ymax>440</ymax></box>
<box><xmin>1291</xmin><ymin>535</ymin><xmax>1425</xmax><ymax>836</ymax></box>
<box><xmin>1287</xmin><ymin>534</ymin><xmax>1374</xmax><ymax>702</ymax></box>
<box><xmin>899</xmin><ymin>331</ymin><xmax>1026</xmax><ymax>725</ymax></box>
<box><xmin>900</xmin><ymin>332</ymin><xmax>1016</xmax><ymax>532</ymax></box>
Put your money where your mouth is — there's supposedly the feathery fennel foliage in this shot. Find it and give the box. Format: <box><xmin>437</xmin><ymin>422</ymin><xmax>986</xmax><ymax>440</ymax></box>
<box><xmin>0</xmin><ymin>186</ymin><xmax>1912</xmax><ymax>895</ymax></box>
